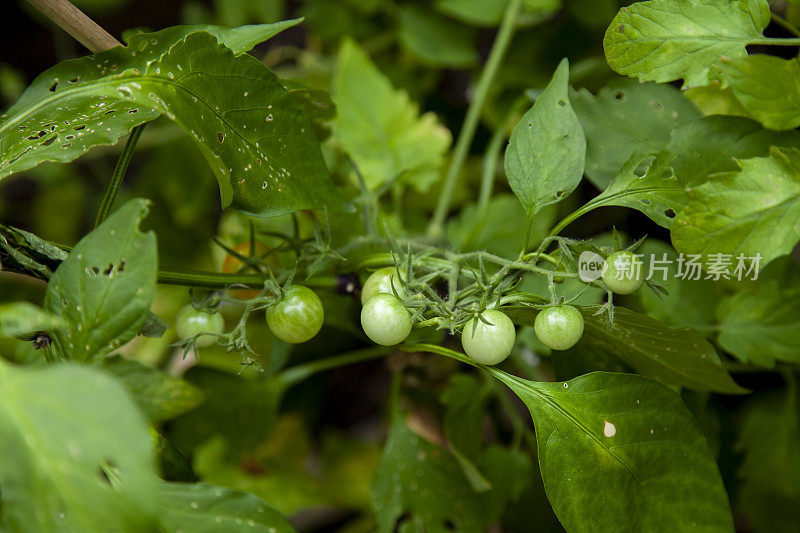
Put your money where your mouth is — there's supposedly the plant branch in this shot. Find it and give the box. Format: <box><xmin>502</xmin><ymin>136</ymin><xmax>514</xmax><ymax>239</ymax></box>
<box><xmin>772</xmin><ymin>12</ymin><xmax>800</xmax><ymax>38</ymax></box>
<box><xmin>94</xmin><ymin>124</ymin><xmax>145</xmax><ymax>228</ymax></box>
<box><xmin>25</xmin><ymin>0</ymin><xmax>120</xmax><ymax>53</ymax></box>
<box><xmin>278</xmin><ymin>346</ymin><xmax>392</xmax><ymax>388</ymax></box>
<box><xmin>427</xmin><ymin>0</ymin><xmax>523</xmax><ymax>238</ymax></box>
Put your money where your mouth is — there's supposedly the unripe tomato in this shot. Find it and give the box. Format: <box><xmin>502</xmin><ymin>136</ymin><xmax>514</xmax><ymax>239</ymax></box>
<box><xmin>602</xmin><ymin>251</ymin><xmax>644</xmax><ymax>294</ymax></box>
<box><xmin>461</xmin><ymin>310</ymin><xmax>516</xmax><ymax>365</ymax></box>
<box><xmin>175</xmin><ymin>305</ymin><xmax>225</xmax><ymax>348</ymax></box>
<box><xmin>534</xmin><ymin>305</ymin><xmax>584</xmax><ymax>350</ymax></box>
<box><xmin>360</xmin><ymin>293</ymin><xmax>412</xmax><ymax>346</ymax></box>
<box><xmin>266</xmin><ymin>285</ymin><xmax>324</xmax><ymax>343</ymax></box>
<box><xmin>360</xmin><ymin>267</ymin><xmax>406</xmax><ymax>305</ymax></box>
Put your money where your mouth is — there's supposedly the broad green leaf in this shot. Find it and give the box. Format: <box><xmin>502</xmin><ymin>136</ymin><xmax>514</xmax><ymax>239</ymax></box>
<box><xmin>0</xmin><ymin>302</ymin><xmax>66</xmax><ymax>338</ymax></box>
<box><xmin>100</xmin><ymin>356</ymin><xmax>204</xmax><ymax>422</ymax></box>
<box><xmin>399</xmin><ymin>5</ymin><xmax>478</xmax><ymax>68</ymax></box>
<box><xmin>504</xmin><ymin>58</ymin><xmax>586</xmax><ymax>214</ymax></box>
<box><xmin>168</xmin><ymin>368</ymin><xmax>284</xmax><ymax>458</ymax></box>
<box><xmin>498</xmin><ymin>371</ymin><xmax>735</xmax><ymax>532</ymax></box>
<box><xmin>722</xmin><ymin>54</ymin><xmax>800</xmax><ymax>131</ymax></box>
<box><xmin>158</xmin><ymin>482</ymin><xmax>295</xmax><ymax>533</ymax></box>
<box><xmin>410</xmin><ymin>344</ymin><xmax>734</xmax><ymax>532</ymax></box>
<box><xmin>371</xmin><ymin>405</ymin><xmax>491</xmax><ymax>532</ymax></box>
<box><xmin>735</xmin><ymin>385</ymin><xmax>800</xmax><ymax>531</ymax></box>
<box><xmin>581</xmin><ymin>308</ymin><xmax>746</xmax><ymax>394</ymax></box>
<box><xmin>0</xmin><ymin>360</ymin><xmax>159</xmax><ymax>531</ymax></box>
<box><xmin>332</xmin><ymin>39</ymin><xmax>451</xmax><ymax>192</ymax></box>
<box><xmin>604</xmin><ymin>0</ymin><xmax>770</xmax><ymax>88</ymax></box>
<box><xmin>44</xmin><ymin>199</ymin><xmax>157</xmax><ymax>362</ymax></box>
<box><xmin>434</xmin><ymin>0</ymin><xmax>560</xmax><ymax>27</ymax></box>
<box><xmin>1</xmin><ymin>28</ymin><xmax>346</xmax><ymax>215</ymax></box>
<box><xmin>441</xmin><ymin>374</ymin><xmax>492</xmax><ymax>492</ymax></box>
<box><xmin>683</xmin><ymin>83</ymin><xmax>749</xmax><ymax>117</ymax></box>
<box><xmin>672</xmin><ymin>147</ymin><xmax>800</xmax><ymax>267</ymax></box>
<box><xmin>717</xmin><ymin>280</ymin><xmax>800</xmax><ymax>367</ymax></box>
<box><xmin>587</xmin><ymin>116</ymin><xmax>800</xmax><ymax>228</ymax></box>
<box><xmin>571</xmin><ymin>79</ymin><xmax>699</xmax><ymax>188</ymax></box>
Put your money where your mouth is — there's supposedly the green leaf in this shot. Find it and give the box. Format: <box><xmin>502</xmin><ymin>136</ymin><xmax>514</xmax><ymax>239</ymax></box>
<box><xmin>504</xmin><ymin>58</ymin><xmax>586</xmax><ymax>214</ymax></box>
<box><xmin>672</xmin><ymin>147</ymin><xmax>800</xmax><ymax>267</ymax></box>
<box><xmin>0</xmin><ymin>360</ymin><xmax>159</xmax><ymax>531</ymax></box>
<box><xmin>735</xmin><ymin>384</ymin><xmax>800</xmax><ymax>531</ymax></box>
<box><xmin>158</xmin><ymin>482</ymin><xmax>295</xmax><ymax>533</ymax></box>
<box><xmin>1</xmin><ymin>28</ymin><xmax>346</xmax><ymax>215</ymax></box>
<box><xmin>100</xmin><ymin>356</ymin><xmax>204</xmax><ymax>422</ymax></box>
<box><xmin>44</xmin><ymin>199</ymin><xmax>157</xmax><ymax>362</ymax></box>
<box><xmin>581</xmin><ymin>308</ymin><xmax>746</xmax><ymax>394</ymax></box>
<box><xmin>584</xmin><ymin>152</ymin><xmax>685</xmax><ymax>228</ymax></box>
<box><xmin>604</xmin><ymin>0</ymin><xmax>770</xmax><ymax>88</ymax></box>
<box><xmin>587</xmin><ymin>116</ymin><xmax>800</xmax><ymax>228</ymax></box>
<box><xmin>717</xmin><ymin>280</ymin><xmax>800</xmax><ymax>367</ymax></box>
<box><xmin>722</xmin><ymin>54</ymin><xmax>800</xmax><ymax>131</ymax></box>
<box><xmin>332</xmin><ymin>39</ymin><xmax>451</xmax><ymax>192</ymax></box>
<box><xmin>371</xmin><ymin>407</ymin><xmax>490</xmax><ymax>532</ymax></box>
<box><xmin>406</xmin><ymin>344</ymin><xmax>735</xmax><ymax>532</ymax></box>
<box><xmin>504</xmin><ymin>371</ymin><xmax>734</xmax><ymax>532</ymax></box>
<box><xmin>571</xmin><ymin>79</ymin><xmax>700</xmax><ymax>188</ymax></box>
<box><xmin>399</xmin><ymin>6</ymin><xmax>478</xmax><ymax>68</ymax></box>
<box><xmin>434</xmin><ymin>0</ymin><xmax>560</xmax><ymax>27</ymax></box>
<box><xmin>441</xmin><ymin>374</ymin><xmax>492</xmax><ymax>492</ymax></box>
<box><xmin>0</xmin><ymin>302</ymin><xmax>66</xmax><ymax>338</ymax></box>
<box><xmin>0</xmin><ymin>223</ymin><xmax>67</xmax><ymax>280</ymax></box>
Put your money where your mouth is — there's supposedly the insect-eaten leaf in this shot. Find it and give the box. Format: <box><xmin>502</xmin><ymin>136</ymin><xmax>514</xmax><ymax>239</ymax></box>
<box><xmin>505</xmin><ymin>58</ymin><xmax>586</xmax><ymax>216</ymax></box>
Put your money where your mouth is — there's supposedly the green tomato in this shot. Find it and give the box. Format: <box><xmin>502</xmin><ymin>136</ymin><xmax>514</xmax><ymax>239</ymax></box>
<box><xmin>266</xmin><ymin>285</ymin><xmax>324</xmax><ymax>344</ymax></box>
<box><xmin>461</xmin><ymin>310</ymin><xmax>516</xmax><ymax>365</ymax></box>
<box><xmin>534</xmin><ymin>305</ymin><xmax>584</xmax><ymax>351</ymax></box>
<box><xmin>175</xmin><ymin>305</ymin><xmax>224</xmax><ymax>348</ymax></box>
<box><xmin>360</xmin><ymin>267</ymin><xmax>406</xmax><ymax>305</ymax></box>
<box><xmin>360</xmin><ymin>293</ymin><xmax>412</xmax><ymax>346</ymax></box>
<box><xmin>602</xmin><ymin>251</ymin><xmax>644</xmax><ymax>294</ymax></box>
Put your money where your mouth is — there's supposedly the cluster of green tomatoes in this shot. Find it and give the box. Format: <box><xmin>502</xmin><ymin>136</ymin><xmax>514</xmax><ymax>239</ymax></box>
<box><xmin>173</xmin><ymin>250</ymin><xmax>644</xmax><ymax>367</ymax></box>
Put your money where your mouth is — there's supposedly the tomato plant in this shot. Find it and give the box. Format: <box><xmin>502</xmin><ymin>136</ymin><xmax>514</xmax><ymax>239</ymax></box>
<box><xmin>0</xmin><ymin>0</ymin><xmax>798</xmax><ymax>531</ymax></box>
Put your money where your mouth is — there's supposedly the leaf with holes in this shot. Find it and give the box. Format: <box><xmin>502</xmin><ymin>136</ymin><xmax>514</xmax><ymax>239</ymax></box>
<box><xmin>504</xmin><ymin>58</ymin><xmax>586</xmax><ymax>215</ymax></box>
<box><xmin>604</xmin><ymin>0</ymin><xmax>770</xmax><ymax>88</ymax></box>
<box><xmin>571</xmin><ymin>79</ymin><xmax>699</xmax><ymax>189</ymax></box>
<box><xmin>584</xmin><ymin>116</ymin><xmax>800</xmax><ymax>228</ymax></box>
<box><xmin>1</xmin><ymin>25</ymin><xmax>347</xmax><ymax>215</ymax></box>
<box><xmin>44</xmin><ymin>199</ymin><xmax>157</xmax><ymax>362</ymax></box>
<box><xmin>722</xmin><ymin>55</ymin><xmax>800</xmax><ymax>131</ymax></box>
<box><xmin>580</xmin><ymin>308</ymin><xmax>746</xmax><ymax>393</ymax></box>
<box><xmin>158</xmin><ymin>482</ymin><xmax>296</xmax><ymax>532</ymax></box>
<box><xmin>672</xmin><ymin>147</ymin><xmax>800</xmax><ymax>267</ymax></box>
<box><xmin>0</xmin><ymin>360</ymin><xmax>159</xmax><ymax>531</ymax></box>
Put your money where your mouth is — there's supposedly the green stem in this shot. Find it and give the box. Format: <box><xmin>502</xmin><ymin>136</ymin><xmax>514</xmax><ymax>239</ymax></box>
<box><xmin>427</xmin><ymin>0</ymin><xmax>522</xmax><ymax>238</ymax></box>
<box><xmin>460</xmin><ymin>100</ymin><xmax>525</xmax><ymax>250</ymax></box>
<box><xmin>156</xmin><ymin>268</ymin><xmax>337</xmax><ymax>289</ymax></box>
<box><xmin>94</xmin><ymin>124</ymin><xmax>145</xmax><ymax>228</ymax></box>
<box><xmin>543</xmin><ymin>200</ymin><xmax>599</xmax><ymax>240</ymax></box>
<box><xmin>278</xmin><ymin>346</ymin><xmax>392</xmax><ymax>388</ymax></box>
<box><xmin>772</xmin><ymin>13</ymin><xmax>800</xmax><ymax>38</ymax></box>
<box><xmin>749</xmin><ymin>37</ymin><xmax>800</xmax><ymax>45</ymax></box>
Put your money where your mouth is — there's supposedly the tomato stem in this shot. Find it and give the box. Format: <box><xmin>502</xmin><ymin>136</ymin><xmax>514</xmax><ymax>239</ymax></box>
<box><xmin>94</xmin><ymin>123</ymin><xmax>146</xmax><ymax>228</ymax></box>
